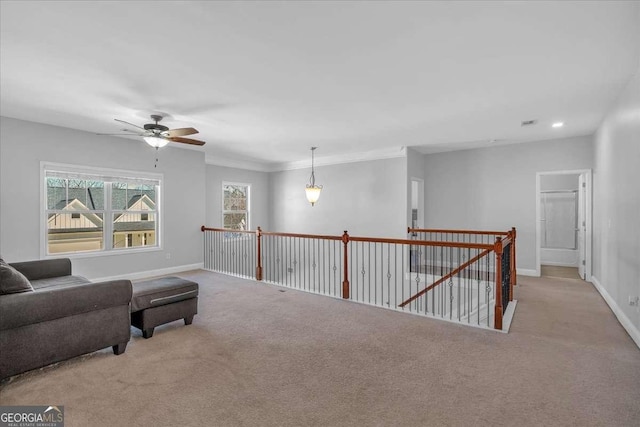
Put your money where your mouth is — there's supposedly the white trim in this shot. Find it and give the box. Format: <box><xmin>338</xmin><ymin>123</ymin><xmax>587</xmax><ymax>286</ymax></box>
<box><xmin>40</xmin><ymin>161</ymin><xmax>164</xmax><ymax>258</ymax></box>
<box><xmin>591</xmin><ymin>276</ymin><xmax>640</xmax><ymax>349</ymax></box>
<box><xmin>89</xmin><ymin>263</ymin><xmax>204</xmax><ymax>283</ymax></box>
<box><xmin>41</xmin><ymin>161</ymin><xmax>163</xmax><ymax>182</ymax></box>
<box><xmin>535</xmin><ymin>169</ymin><xmax>592</xmax><ymax>279</ymax></box>
<box><xmin>206</xmin><ymin>155</ymin><xmax>273</xmax><ymax>172</ymax></box>
<box><xmin>43</xmin><ymin>245</ymin><xmax>162</xmax><ymax>260</ymax></box>
<box><xmin>410</xmin><ymin>177</ymin><xmax>425</xmax><ymax>229</ymax></box>
<box><xmin>222</xmin><ymin>182</ymin><xmax>251</xmax><ymax>231</ymax></box>
<box><xmin>501</xmin><ymin>300</ymin><xmax>518</xmax><ymax>333</ymax></box>
<box><xmin>275</xmin><ymin>146</ymin><xmax>407</xmax><ymax>171</ymax></box>
<box><xmin>207</xmin><ymin>147</ymin><xmax>408</xmax><ymax>172</ymax></box>
<box><xmin>516</xmin><ymin>268</ymin><xmax>538</xmax><ymax>277</ymax></box>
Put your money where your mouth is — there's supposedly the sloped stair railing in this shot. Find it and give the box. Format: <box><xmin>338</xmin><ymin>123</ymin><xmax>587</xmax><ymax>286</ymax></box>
<box><xmin>201</xmin><ymin>226</ymin><xmax>516</xmax><ymax>330</ymax></box>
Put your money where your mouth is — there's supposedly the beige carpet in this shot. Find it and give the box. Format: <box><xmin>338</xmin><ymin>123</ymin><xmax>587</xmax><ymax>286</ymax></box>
<box><xmin>541</xmin><ymin>265</ymin><xmax>582</xmax><ymax>280</ymax></box>
<box><xmin>1</xmin><ymin>271</ymin><xmax>639</xmax><ymax>426</ymax></box>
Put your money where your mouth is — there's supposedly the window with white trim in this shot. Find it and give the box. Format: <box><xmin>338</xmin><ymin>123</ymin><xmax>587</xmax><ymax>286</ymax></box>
<box><xmin>43</xmin><ymin>164</ymin><xmax>162</xmax><ymax>256</ymax></box>
<box><xmin>222</xmin><ymin>183</ymin><xmax>250</xmax><ymax>231</ymax></box>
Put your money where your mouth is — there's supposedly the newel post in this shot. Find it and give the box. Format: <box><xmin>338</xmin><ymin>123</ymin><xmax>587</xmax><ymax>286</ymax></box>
<box><xmin>494</xmin><ymin>236</ymin><xmax>503</xmax><ymax>330</ymax></box>
<box><xmin>511</xmin><ymin>227</ymin><xmax>517</xmax><ymax>288</ymax></box>
<box><xmin>342</xmin><ymin>231</ymin><xmax>350</xmax><ymax>299</ymax></box>
<box><xmin>256</xmin><ymin>227</ymin><xmax>263</xmax><ymax>281</ymax></box>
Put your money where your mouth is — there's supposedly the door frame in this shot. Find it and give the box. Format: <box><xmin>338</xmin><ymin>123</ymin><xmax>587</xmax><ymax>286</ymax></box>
<box><xmin>535</xmin><ymin>169</ymin><xmax>592</xmax><ymax>280</ymax></box>
<box><xmin>410</xmin><ymin>177</ymin><xmax>425</xmax><ymax>230</ymax></box>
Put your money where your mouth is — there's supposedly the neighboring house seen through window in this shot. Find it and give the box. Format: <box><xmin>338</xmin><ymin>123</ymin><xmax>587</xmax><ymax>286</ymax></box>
<box><xmin>43</xmin><ymin>163</ymin><xmax>162</xmax><ymax>256</ymax></box>
<box><xmin>222</xmin><ymin>183</ymin><xmax>250</xmax><ymax>231</ymax></box>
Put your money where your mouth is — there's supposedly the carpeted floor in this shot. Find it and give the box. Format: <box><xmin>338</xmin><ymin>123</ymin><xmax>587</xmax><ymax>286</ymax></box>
<box><xmin>1</xmin><ymin>271</ymin><xmax>639</xmax><ymax>426</ymax></box>
<box><xmin>541</xmin><ymin>265</ymin><xmax>582</xmax><ymax>280</ymax></box>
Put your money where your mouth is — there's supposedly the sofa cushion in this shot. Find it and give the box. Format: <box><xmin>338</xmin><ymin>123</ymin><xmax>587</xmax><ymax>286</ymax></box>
<box><xmin>0</xmin><ymin>258</ymin><xmax>34</xmax><ymax>295</ymax></box>
<box><xmin>0</xmin><ymin>279</ymin><xmax>132</xmax><ymax>331</ymax></box>
<box><xmin>9</xmin><ymin>258</ymin><xmax>72</xmax><ymax>281</ymax></box>
<box><xmin>30</xmin><ymin>275</ymin><xmax>91</xmax><ymax>291</ymax></box>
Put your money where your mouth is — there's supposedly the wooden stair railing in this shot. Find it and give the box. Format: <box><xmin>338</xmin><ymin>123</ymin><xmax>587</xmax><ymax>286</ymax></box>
<box><xmin>398</xmin><ymin>248</ymin><xmax>493</xmax><ymax>308</ymax></box>
<box><xmin>201</xmin><ymin>226</ymin><xmax>517</xmax><ymax>330</ymax></box>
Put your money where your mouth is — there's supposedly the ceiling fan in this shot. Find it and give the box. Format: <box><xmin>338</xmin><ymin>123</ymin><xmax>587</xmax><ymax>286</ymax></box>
<box><xmin>100</xmin><ymin>114</ymin><xmax>206</xmax><ymax>147</ymax></box>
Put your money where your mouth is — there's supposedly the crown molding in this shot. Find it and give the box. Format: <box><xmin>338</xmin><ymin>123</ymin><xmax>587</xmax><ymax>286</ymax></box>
<box><xmin>272</xmin><ymin>146</ymin><xmax>407</xmax><ymax>171</ymax></box>
<box><xmin>205</xmin><ymin>155</ymin><xmax>274</xmax><ymax>172</ymax></box>
<box><xmin>205</xmin><ymin>147</ymin><xmax>407</xmax><ymax>172</ymax></box>
<box><xmin>206</xmin><ymin>146</ymin><xmax>407</xmax><ymax>173</ymax></box>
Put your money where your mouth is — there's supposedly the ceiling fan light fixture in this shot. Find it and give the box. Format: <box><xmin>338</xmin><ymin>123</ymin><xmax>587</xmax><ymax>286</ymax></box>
<box><xmin>144</xmin><ymin>136</ymin><xmax>169</xmax><ymax>148</ymax></box>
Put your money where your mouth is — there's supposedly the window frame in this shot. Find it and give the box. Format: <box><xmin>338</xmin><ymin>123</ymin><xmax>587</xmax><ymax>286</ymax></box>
<box><xmin>221</xmin><ymin>181</ymin><xmax>251</xmax><ymax>233</ymax></box>
<box><xmin>40</xmin><ymin>162</ymin><xmax>163</xmax><ymax>258</ymax></box>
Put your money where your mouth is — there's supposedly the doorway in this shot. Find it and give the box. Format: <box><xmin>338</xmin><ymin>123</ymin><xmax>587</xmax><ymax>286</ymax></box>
<box><xmin>536</xmin><ymin>170</ymin><xmax>592</xmax><ymax>280</ymax></box>
<box><xmin>410</xmin><ymin>178</ymin><xmax>424</xmax><ymax>230</ymax></box>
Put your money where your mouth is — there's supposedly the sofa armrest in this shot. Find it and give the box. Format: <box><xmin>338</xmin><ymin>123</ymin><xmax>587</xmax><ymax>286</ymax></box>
<box><xmin>0</xmin><ymin>279</ymin><xmax>132</xmax><ymax>331</ymax></box>
<box><xmin>9</xmin><ymin>258</ymin><xmax>72</xmax><ymax>281</ymax></box>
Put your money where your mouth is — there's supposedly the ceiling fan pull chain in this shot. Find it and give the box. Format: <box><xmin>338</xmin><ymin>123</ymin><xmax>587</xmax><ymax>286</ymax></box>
<box><xmin>155</xmin><ymin>147</ymin><xmax>159</xmax><ymax>168</ymax></box>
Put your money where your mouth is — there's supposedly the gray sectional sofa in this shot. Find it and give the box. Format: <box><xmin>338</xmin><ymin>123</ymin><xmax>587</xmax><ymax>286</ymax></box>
<box><xmin>0</xmin><ymin>258</ymin><xmax>132</xmax><ymax>379</ymax></box>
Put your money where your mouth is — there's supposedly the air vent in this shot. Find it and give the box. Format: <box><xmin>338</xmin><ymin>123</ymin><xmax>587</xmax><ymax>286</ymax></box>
<box><xmin>521</xmin><ymin>119</ymin><xmax>537</xmax><ymax>126</ymax></box>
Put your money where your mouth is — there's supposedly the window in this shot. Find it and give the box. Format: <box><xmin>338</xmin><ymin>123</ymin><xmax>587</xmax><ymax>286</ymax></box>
<box><xmin>222</xmin><ymin>183</ymin><xmax>250</xmax><ymax>231</ymax></box>
<box><xmin>43</xmin><ymin>163</ymin><xmax>162</xmax><ymax>256</ymax></box>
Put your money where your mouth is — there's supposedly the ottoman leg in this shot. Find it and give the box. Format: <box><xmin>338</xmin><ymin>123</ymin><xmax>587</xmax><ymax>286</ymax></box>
<box><xmin>184</xmin><ymin>315</ymin><xmax>194</xmax><ymax>326</ymax></box>
<box><xmin>112</xmin><ymin>342</ymin><xmax>127</xmax><ymax>355</ymax></box>
<box><xmin>142</xmin><ymin>328</ymin><xmax>154</xmax><ymax>339</ymax></box>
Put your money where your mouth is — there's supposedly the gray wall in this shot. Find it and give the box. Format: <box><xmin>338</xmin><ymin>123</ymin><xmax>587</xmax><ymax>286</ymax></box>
<box><xmin>205</xmin><ymin>164</ymin><xmax>270</xmax><ymax>230</ymax></box>
<box><xmin>0</xmin><ymin>117</ymin><xmax>205</xmax><ymax>279</ymax></box>
<box><xmin>423</xmin><ymin>136</ymin><xmax>594</xmax><ymax>271</ymax></box>
<box><xmin>270</xmin><ymin>157</ymin><xmax>407</xmax><ymax>238</ymax></box>
<box><xmin>592</xmin><ymin>64</ymin><xmax>640</xmax><ymax>335</ymax></box>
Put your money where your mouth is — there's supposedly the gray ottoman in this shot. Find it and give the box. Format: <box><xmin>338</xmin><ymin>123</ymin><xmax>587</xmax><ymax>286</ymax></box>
<box><xmin>131</xmin><ymin>276</ymin><xmax>198</xmax><ymax>339</ymax></box>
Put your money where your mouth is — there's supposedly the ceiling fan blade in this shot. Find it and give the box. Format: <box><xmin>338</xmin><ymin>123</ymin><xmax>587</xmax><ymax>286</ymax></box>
<box><xmin>169</xmin><ymin>136</ymin><xmax>206</xmax><ymax>146</ymax></box>
<box><xmin>114</xmin><ymin>118</ymin><xmax>145</xmax><ymax>130</ymax></box>
<box><xmin>165</xmin><ymin>127</ymin><xmax>199</xmax><ymax>137</ymax></box>
<box><xmin>96</xmin><ymin>132</ymin><xmax>144</xmax><ymax>136</ymax></box>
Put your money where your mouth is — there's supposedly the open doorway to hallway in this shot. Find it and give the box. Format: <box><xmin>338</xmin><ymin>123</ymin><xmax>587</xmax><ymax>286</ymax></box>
<box><xmin>541</xmin><ymin>265</ymin><xmax>582</xmax><ymax>280</ymax></box>
<box><xmin>536</xmin><ymin>169</ymin><xmax>592</xmax><ymax>281</ymax></box>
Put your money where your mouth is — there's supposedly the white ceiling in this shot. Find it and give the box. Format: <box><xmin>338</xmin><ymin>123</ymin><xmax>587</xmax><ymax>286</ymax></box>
<box><xmin>1</xmin><ymin>1</ymin><xmax>639</xmax><ymax>169</ymax></box>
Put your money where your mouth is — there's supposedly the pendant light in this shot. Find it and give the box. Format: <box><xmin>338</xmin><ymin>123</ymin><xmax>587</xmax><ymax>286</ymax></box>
<box><xmin>305</xmin><ymin>147</ymin><xmax>322</xmax><ymax>206</ymax></box>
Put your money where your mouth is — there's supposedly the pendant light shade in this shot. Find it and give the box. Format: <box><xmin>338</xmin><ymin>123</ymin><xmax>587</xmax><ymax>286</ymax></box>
<box><xmin>305</xmin><ymin>186</ymin><xmax>322</xmax><ymax>205</ymax></box>
<box><xmin>305</xmin><ymin>147</ymin><xmax>322</xmax><ymax>206</ymax></box>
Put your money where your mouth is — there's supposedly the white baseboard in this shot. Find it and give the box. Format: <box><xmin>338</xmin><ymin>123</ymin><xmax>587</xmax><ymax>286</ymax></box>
<box><xmin>90</xmin><ymin>263</ymin><xmax>204</xmax><ymax>283</ymax></box>
<box><xmin>517</xmin><ymin>268</ymin><xmax>538</xmax><ymax>277</ymax></box>
<box><xmin>591</xmin><ymin>276</ymin><xmax>640</xmax><ymax>350</ymax></box>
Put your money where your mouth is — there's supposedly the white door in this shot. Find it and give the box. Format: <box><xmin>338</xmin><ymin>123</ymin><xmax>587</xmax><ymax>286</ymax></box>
<box><xmin>577</xmin><ymin>174</ymin><xmax>586</xmax><ymax>279</ymax></box>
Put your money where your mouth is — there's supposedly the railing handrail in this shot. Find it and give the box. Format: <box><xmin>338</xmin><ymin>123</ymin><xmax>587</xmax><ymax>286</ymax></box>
<box><xmin>350</xmin><ymin>235</ymin><xmax>494</xmax><ymax>250</ymax></box>
<box><xmin>260</xmin><ymin>230</ymin><xmax>343</xmax><ymax>241</ymax></box>
<box><xmin>201</xmin><ymin>226</ymin><xmax>256</xmax><ymax>235</ymax></box>
<box><xmin>202</xmin><ymin>228</ymin><xmax>496</xmax><ymax>250</ymax></box>
<box><xmin>399</xmin><ymin>248</ymin><xmax>493</xmax><ymax>307</ymax></box>
<box><xmin>408</xmin><ymin>227</ymin><xmax>509</xmax><ymax>236</ymax></box>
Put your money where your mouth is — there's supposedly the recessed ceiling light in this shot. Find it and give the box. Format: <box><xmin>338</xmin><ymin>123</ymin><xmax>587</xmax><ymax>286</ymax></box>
<box><xmin>552</xmin><ymin>122</ymin><xmax>564</xmax><ymax>128</ymax></box>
